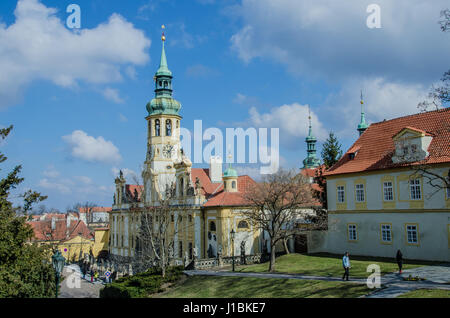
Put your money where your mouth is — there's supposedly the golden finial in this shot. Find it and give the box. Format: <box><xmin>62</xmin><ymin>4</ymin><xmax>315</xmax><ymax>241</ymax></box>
<box><xmin>360</xmin><ymin>90</ymin><xmax>364</xmax><ymax>105</ymax></box>
<box><xmin>161</xmin><ymin>25</ymin><xmax>166</xmax><ymax>42</ymax></box>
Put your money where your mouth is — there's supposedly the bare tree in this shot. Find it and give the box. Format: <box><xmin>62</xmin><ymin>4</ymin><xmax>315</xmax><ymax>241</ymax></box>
<box><xmin>131</xmin><ymin>174</ymin><xmax>196</xmax><ymax>278</ymax></box>
<box><xmin>242</xmin><ymin>169</ymin><xmax>317</xmax><ymax>272</ymax></box>
<box><xmin>393</xmin><ymin>136</ymin><xmax>450</xmax><ymax>198</ymax></box>
<box><xmin>418</xmin><ymin>9</ymin><xmax>450</xmax><ymax>112</ymax></box>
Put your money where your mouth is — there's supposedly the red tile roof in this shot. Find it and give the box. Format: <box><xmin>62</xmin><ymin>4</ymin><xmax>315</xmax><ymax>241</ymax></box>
<box><xmin>203</xmin><ymin>175</ymin><xmax>257</xmax><ymax>207</ymax></box>
<box><xmin>325</xmin><ymin>108</ymin><xmax>450</xmax><ymax>176</ymax></box>
<box><xmin>78</xmin><ymin>207</ymin><xmax>112</xmax><ymax>213</ymax></box>
<box><xmin>28</xmin><ymin>217</ymin><xmax>94</xmax><ymax>242</ymax></box>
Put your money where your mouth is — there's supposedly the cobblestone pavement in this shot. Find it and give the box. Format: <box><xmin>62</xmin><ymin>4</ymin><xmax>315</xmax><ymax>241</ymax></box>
<box><xmin>58</xmin><ymin>264</ymin><xmax>105</xmax><ymax>298</ymax></box>
<box><xmin>185</xmin><ymin>265</ymin><xmax>450</xmax><ymax>298</ymax></box>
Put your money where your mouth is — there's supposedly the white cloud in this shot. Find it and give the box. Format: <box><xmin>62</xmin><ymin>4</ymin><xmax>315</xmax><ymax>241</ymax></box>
<box><xmin>233</xmin><ymin>93</ymin><xmax>259</xmax><ymax>107</ymax></box>
<box><xmin>230</xmin><ymin>0</ymin><xmax>450</xmax><ymax>83</ymax></box>
<box><xmin>248</xmin><ymin>103</ymin><xmax>328</xmax><ymax>148</ymax></box>
<box><xmin>39</xmin><ymin>178</ymin><xmax>72</xmax><ymax>194</ymax></box>
<box><xmin>62</xmin><ymin>130</ymin><xmax>122</xmax><ymax>165</ymax></box>
<box><xmin>75</xmin><ymin>176</ymin><xmax>93</xmax><ymax>185</ymax></box>
<box><xmin>111</xmin><ymin>167</ymin><xmax>138</xmax><ymax>183</ymax></box>
<box><xmin>0</xmin><ymin>0</ymin><xmax>150</xmax><ymax>109</ymax></box>
<box><xmin>102</xmin><ymin>87</ymin><xmax>125</xmax><ymax>104</ymax></box>
<box><xmin>322</xmin><ymin>77</ymin><xmax>430</xmax><ymax>139</ymax></box>
<box><xmin>42</xmin><ymin>165</ymin><xmax>60</xmax><ymax>178</ymax></box>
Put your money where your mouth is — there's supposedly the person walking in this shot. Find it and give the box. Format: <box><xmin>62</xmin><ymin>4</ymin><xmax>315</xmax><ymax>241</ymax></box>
<box><xmin>342</xmin><ymin>252</ymin><xmax>351</xmax><ymax>281</ymax></box>
<box><xmin>90</xmin><ymin>268</ymin><xmax>94</xmax><ymax>283</ymax></box>
<box><xmin>81</xmin><ymin>263</ymin><xmax>86</xmax><ymax>280</ymax></box>
<box><xmin>396</xmin><ymin>250</ymin><xmax>403</xmax><ymax>274</ymax></box>
<box><xmin>94</xmin><ymin>271</ymin><xmax>99</xmax><ymax>282</ymax></box>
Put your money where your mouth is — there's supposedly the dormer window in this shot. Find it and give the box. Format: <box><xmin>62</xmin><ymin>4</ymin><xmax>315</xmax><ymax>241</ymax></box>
<box><xmin>392</xmin><ymin>127</ymin><xmax>433</xmax><ymax>164</ymax></box>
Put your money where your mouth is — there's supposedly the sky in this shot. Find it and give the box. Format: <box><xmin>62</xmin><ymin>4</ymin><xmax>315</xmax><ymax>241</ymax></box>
<box><xmin>0</xmin><ymin>0</ymin><xmax>449</xmax><ymax>211</ymax></box>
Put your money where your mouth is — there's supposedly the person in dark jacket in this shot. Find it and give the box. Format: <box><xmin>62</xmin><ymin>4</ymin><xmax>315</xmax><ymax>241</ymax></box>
<box><xmin>396</xmin><ymin>250</ymin><xmax>403</xmax><ymax>274</ymax></box>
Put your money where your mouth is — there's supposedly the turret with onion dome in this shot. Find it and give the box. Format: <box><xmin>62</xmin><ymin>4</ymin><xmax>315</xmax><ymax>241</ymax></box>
<box><xmin>223</xmin><ymin>154</ymin><xmax>238</xmax><ymax>192</ymax></box>
<box><xmin>146</xmin><ymin>25</ymin><xmax>181</xmax><ymax>116</ymax></box>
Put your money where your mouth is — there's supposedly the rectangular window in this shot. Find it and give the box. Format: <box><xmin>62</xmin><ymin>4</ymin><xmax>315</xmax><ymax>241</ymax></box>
<box><xmin>406</xmin><ymin>224</ymin><xmax>418</xmax><ymax>244</ymax></box>
<box><xmin>410</xmin><ymin>179</ymin><xmax>421</xmax><ymax>200</ymax></box>
<box><xmin>381</xmin><ymin>224</ymin><xmax>392</xmax><ymax>243</ymax></box>
<box><xmin>355</xmin><ymin>184</ymin><xmax>365</xmax><ymax>202</ymax></box>
<box><xmin>337</xmin><ymin>186</ymin><xmax>345</xmax><ymax>203</ymax></box>
<box><xmin>383</xmin><ymin>182</ymin><xmax>394</xmax><ymax>201</ymax></box>
<box><xmin>348</xmin><ymin>224</ymin><xmax>357</xmax><ymax>241</ymax></box>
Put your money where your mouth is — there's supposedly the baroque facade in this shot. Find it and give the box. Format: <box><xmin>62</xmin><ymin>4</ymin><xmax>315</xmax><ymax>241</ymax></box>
<box><xmin>109</xmin><ymin>36</ymin><xmax>262</xmax><ymax>262</ymax></box>
<box><xmin>323</xmin><ymin>108</ymin><xmax>450</xmax><ymax>261</ymax></box>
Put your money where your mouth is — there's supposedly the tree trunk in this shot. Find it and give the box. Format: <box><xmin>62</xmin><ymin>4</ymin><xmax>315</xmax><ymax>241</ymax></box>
<box><xmin>283</xmin><ymin>238</ymin><xmax>290</xmax><ymax>254</ymax></box>
<box><xmin>268</xmin><ymin>243</ymin><xmax>276</xmax><ymax>272</ymax></box>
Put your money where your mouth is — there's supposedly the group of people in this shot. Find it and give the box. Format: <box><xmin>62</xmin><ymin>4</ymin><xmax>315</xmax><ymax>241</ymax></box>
<box><xmin>81</xmin><ymin>262</ymin><xmax>117</xmax><ymax>284</ymax></box>
<box><xmin>342</xmin><ymin>249</ymin><xmax>403</xmax><ymax>281</ymax></box>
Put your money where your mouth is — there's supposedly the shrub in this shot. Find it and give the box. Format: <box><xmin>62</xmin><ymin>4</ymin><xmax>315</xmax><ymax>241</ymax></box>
<box><xmin>100</xmin><ymin>266</ymin><xmax>184</xmax><ymax>298</ymax></box>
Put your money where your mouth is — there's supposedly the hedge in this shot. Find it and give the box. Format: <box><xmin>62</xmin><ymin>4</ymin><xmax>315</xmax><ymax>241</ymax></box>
<box><xmin>100</xmin><ymin>266</ymin><xmax>184</xmax><ymax>298</ymax></box>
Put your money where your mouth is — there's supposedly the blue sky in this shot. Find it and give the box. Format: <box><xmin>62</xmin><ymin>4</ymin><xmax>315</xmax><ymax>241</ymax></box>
<box><xmin>0</xmin><ymin>0</ymin><xmax>449</xmax><ymax>211</ymax></box>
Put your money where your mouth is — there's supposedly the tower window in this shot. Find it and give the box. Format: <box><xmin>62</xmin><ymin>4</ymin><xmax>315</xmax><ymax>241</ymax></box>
<box><xmin>155</xmin><ymin>119</ymin><xmax>160</xmax><ymax>136</ymax></box>
<box><xmin>232</xmin><ymin>181</ymin><xmax>236</xmax><ymax>189</ymax></box>
<box><xmin>180</xmin><ymin>177</ymin><xmax>184</xmax><ymax>196</ymax></box>
<box><xmin>158</xmin><ymin>81</ymin><xmax>162</xmax><ymax>87</ymax></box>
<box><xmin>166</xmin><ymin>119</ymin><xmax>172</xmax><ymax>136</ymax></box>
<box><xmin>209</xmin><ymin>221</ymin><xmax>216</xmax><ymax>232</ymax></box>
<box><xmin>164</xmin><ymin>81</ymin><xmax>168</xmax><ymax>88</ymax></box>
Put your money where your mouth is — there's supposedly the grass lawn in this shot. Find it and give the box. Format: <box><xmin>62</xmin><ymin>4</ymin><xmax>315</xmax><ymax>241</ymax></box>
<box><xmin>158</xmin><ymin>276</ymin><xmax>371</xmax><ymax>298</ymax></box>
<box><xmin>237</xmin><ymin>253</ymin><xmax>438</xmax><ymax>278</ymax></box>
<box><xmin>397</xmin><ymin>289</ymin><xmax>450</xmax><ymax>298</ymax></box>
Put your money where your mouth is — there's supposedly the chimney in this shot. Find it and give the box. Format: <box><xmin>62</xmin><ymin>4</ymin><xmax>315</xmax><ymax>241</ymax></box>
<box><xmin>51</xmin><ymin>217</ymin><xmax>56</xmax><ymax>231</ymax></box>
<box><xmin>209</xmin><ymin>156</ymin><xmax>223</xmax><ymax>183</ymax></box>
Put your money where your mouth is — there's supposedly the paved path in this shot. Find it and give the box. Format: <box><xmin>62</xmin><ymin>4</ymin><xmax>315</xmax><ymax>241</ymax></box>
<box><xmin>185</xmin><ymin>265</ymin><xmax>450</xmax><ymax>298</ymax></box>
<box><xmin>58</xmin><ymin>264</ymin><xmax>105</xmax><ymax>298</ymax></box>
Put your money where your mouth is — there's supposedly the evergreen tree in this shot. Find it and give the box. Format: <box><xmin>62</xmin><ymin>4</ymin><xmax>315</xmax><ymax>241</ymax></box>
<box><xmin>0</xmin><ymin>125</ymin><xmax>56</xmax><ymax>298</ymax></box>
<box><xmin>321</xmin><ymin>132</ymin><xmax>343</xmax><ymax>169</ymax></box>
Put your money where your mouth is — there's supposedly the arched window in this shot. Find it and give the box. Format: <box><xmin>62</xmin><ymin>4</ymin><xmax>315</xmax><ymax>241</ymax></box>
<box><xmin>232</xmin><ymin>181</ymin><xmax>237</xmax><ymax>189</ymax></box>
<box><xmin>180</xmin><ymin>177</ymin><xmax>184</xmax><ymax>196</ymax></box>
<box><xmin>155</xmin><ymin>119</ymin><xmax>160</xmax><ymax>136</ymax></box>
<box><xmin>209</xmin><ymin>221</ymin><xmax>216</xmax><ymax>232</ymax></box>
<box><xmin>238</xmin><ymin>220</ymin><xmax>249</xmax><ymax>229</ymax></box>
<box><xmin>166</xmin><ymin>119</ymin><xmax>172</xmax><ymax>136</ymax></box>
<box><xmin>158</xmin><ymin>81</ymin><xmax>162</xmax><ymax>88</ymax></box>
<box><xmin>164</xmin><ymin>81</ymin><xmax>168</xmax><ymax>88</ymax></box>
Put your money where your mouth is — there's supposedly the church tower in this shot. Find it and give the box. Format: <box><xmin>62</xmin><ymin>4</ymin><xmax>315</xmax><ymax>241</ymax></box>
<box><xmin>357</xmin><ymin>91</ymin><xmax>369</xmax><ymax>136</ymax></box>
<box><xmin>143</xmin><ymin>26</ymin><xmax>183</xmax><ymax>203</ymax></box>
<box><xmin>302</xmin><ymin>107</ymin><xmax>321</xmax><ymax>169</ymax></box>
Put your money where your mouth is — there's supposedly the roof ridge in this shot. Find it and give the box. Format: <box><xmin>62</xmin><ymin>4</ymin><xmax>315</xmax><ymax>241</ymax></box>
<box><xmin>371</xmin><ymin>107</ymin><xmax>450</xmax><ymax>127</ymax></box>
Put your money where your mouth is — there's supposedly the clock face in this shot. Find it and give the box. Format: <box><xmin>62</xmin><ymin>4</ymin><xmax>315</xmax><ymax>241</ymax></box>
<box><xmin>163</xmin><ymin>144</ymin><xmax>174</xmax><ymax>158</ymax></box>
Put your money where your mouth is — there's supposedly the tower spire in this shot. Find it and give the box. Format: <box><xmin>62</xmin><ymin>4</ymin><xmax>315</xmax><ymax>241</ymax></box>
<box><xmin>302</xmin><ymin>106</ymin><xmax>320</xmax><ymax>169</ymax></box>
<box><xmin>146</xmin><ymin>25</ymin><xmax>181</xmax><ymax>116</ymax></box>
<box><xmin>357</xmin><ymin>90</ymin><xmax>369</xmax><ymax>136</ymax></box>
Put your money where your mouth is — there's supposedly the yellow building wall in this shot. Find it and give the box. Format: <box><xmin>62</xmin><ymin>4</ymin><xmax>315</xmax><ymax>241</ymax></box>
<box><xmin>92</xmin><ymin>229</ymin><xmax>109</xmax><ymax>257</ymax></box>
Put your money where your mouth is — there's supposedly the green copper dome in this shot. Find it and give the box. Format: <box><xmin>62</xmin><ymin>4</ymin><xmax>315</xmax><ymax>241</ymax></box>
<box><xmin>147</xmin><ymin>37</ymin><xmax>181</xmax><ymax>116</ymax></box>
<box><xmin>223</xmin><ymin>167</ymin><xmax>238</xmax><ymax>178</ymax></box>
<box><xmin>147</xmin><ymin>97</ymin><xmax>181</xmax><ymax>116</ymax></box>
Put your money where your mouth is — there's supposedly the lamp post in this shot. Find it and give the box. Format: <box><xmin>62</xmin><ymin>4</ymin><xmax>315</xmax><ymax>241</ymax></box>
<box><xmin>52</xmin><ymin>249</ymin><xmax>65</xmax><ymax>298</ymax></box>
<box><xmin>230</xmin><ymin>229</ymin><xmax>235</xmax><ymax>272</ymax></box>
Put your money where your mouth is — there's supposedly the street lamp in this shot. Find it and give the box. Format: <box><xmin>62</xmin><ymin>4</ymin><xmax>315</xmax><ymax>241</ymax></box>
<box><xmin>230</xmin><ymin>229</ymin><xmax>235</xmax><ymax>272</ymax></box>
<box><xmin>52</xmin><ymin>249</ymin><xmax>65</xmax><ymax>298</ymax></box>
